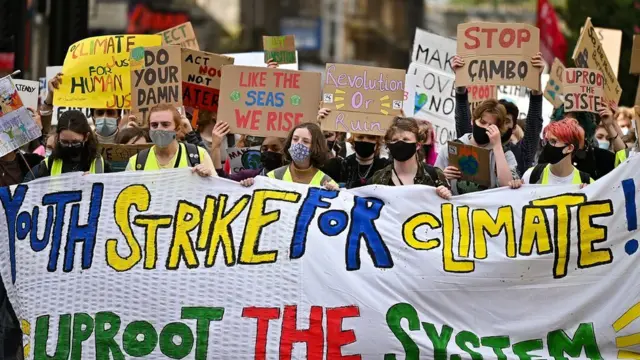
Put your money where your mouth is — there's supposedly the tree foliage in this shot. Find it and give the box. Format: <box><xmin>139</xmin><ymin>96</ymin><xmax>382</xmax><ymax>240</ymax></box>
<box><xmin>559</xmin><ymin>0</ymin><xmax>640</xmax><ymax>106</ymax></box>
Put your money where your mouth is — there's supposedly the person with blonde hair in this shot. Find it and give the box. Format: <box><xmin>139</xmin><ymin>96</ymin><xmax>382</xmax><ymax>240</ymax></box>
<box><xmin>435</xmin><ymin>99</ymin><xmax>518</xmax><ymax>195</ymax></box>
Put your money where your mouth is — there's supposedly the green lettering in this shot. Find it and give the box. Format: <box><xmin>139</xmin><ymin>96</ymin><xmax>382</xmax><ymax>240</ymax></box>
<box><xmin>481</xmin><ymin>336</ymin><xmax>510</xmax><ymax>360</ymax></box>
<box><xmin>547</xmin><ymin>323</ymin><xmax>602</xmax><ymax>359</ymax></box>
<box><xmin>182</xmin><ymin>307</ymin><xmax>225</xmax><ymax>360</ymax></box>
<box><xmin>95</xmin><ymin>312</ymin><xmax>124</xmax><ymax>360</ymax></box>
<box><xmin>384</xmin><ymin>303</ymin><xmax>420</xmax><ymax>360</ymax></box>
<box><xmin>71</xmin><ymin>313</ymin><xmax>94</xmax><ymax>360</ymax></box>
<box><xmin>123</xmin><ymin>321</ymin><xmax>158</xmax><ymax>357</ymax></box>
<box><xmin>160</xmin><ymin>322</ymin><xmax>195</xmax><ymax>359</ymax></box>
<box><xmin>513</xmin><ymin>339</ymin><xmax>543</xmax><ymax>359</ymax></box>
<box><xmin>423</xmin><ymin>322</ymin><xmax>454</xmax><ymax>360</ymax></box>
<box><xmin>455</xmin><ymin>330</ymin><xmax>483</xmax><ymax>360</ymax></box>
<box><xmin>34</xmin><ymin>314</ymin><xmax>71</xmax><ymax>360</ymax></box>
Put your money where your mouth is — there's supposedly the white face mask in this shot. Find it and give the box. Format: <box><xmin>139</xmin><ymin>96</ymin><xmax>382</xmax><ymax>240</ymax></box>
<box><xmin>621</xmin><ymin>127</ymin><xmax>630</xmax><ymax>136</ymax></box>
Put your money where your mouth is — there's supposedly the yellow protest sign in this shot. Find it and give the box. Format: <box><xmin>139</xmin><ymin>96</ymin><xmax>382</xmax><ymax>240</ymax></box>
<box><xmin>54</xmin><ymin>35</ymin><xmax>162</xmax><ymax>109</ymax></box>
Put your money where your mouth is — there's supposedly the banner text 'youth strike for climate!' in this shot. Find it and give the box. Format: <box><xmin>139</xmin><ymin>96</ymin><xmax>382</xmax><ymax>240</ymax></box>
<box><xmin>0</xmin><ymin>184</ymin><xmax>616</xmax><ymax>284</ymax></box>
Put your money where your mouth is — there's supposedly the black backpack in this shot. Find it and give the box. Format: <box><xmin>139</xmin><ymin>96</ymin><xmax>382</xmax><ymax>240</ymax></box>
<box><xmin>135</xmin><ymin>143</ymin><xmax>201</xmax><ymax>170</ymax></box>
<box><xmin>529</xmin><ymin>163</ymin><xmax>590</xmax><ymax>184</ymax></box>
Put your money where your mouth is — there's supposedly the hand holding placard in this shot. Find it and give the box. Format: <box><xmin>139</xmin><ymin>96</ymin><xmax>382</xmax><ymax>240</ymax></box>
<box><xmin>455</xmin><ymin>22</ymin><xmax>540</xmax><ymax>90</ymax></box>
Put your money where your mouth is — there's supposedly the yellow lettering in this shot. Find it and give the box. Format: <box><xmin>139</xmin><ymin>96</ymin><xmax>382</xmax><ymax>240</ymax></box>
<box><xmin>457</xmin><ymin>206</ymin><xmax>471</xmax><ymax>257</ymax></box>
<box><xmin>206</xmin><ymin>195</ymin><xmax>250</xmax><ymax>267</ymax></box>
<box><xmin>239</xmin><ymin>190</ymin><xmax>301</xmax><ymax>264</ymax></box>
<box><xmin>472</xmin><ymin>206</ymin><xmax>515</xmax><ymax>258</ymax></box>
<box><xmin>106</xmin><ymin>185</ymin><xmax>149</xmax><ymax>271</ymax></box>
<box><xmin>442</xmin><ymin>204</ymin><xmax>474</xmax><ymax>272</ymax></box>
<box><xmin>402</xmin><ymin>213</ymin><xmax>441</xmax><ymax>250</ymax></box>
<box><xmin>167</xmin><ymin>201</ymin><xmax>202</xmax><ymax>270</ymax></box>
<box><xmin>578</xmin><ymin>201</ymin><xmax>613</xmax><ymax>268</ymax></box>
<box><xmin>197</xmin><ymin>196</ymin><xmax>217</xmax><ymax>250</ymax></box>
<box><xmin>519</xmin><ymin>206</ymin><xmax>552</xmax><ymax>255</ymax></box>
<box><xmin>133</xmin><ymin>215</ymin><xmax>172</xmax><ymax>269</ymax></box>
<box><xmin>532</xmin><ymin>194</ymin><xmax>586</xmax><ymax>278</ymax></box>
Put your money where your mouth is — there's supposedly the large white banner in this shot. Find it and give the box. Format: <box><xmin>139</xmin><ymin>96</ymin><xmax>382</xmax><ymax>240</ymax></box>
<box><xmin>2</xmin><ymin>157</ymin><xmax>640</xmax><ymax>359</ymax></box>
<box><xmin>411</xmin><ymin>28</ymin><xmax>456</xmax><ymax>74</ymax></box>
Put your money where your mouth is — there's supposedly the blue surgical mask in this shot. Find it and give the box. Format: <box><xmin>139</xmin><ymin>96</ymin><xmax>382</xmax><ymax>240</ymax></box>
<box><xmin>597</xmin><ymin>140</ymin><xmax>610</xmax><ymax>150</ymax></box>
<box><xmin>95</xmin><ymin>117</ymin><xmax>118</xmax><ymax>136</ymax></box>
<box><xmin>150</xmin><ymin>130</ymin><xmax>176</xmax><ymax>148</ymax></box>
<box><xmin>289</xmin><ymin>142</ymin><xmax>310</xmax><ymax>163</ymax></box>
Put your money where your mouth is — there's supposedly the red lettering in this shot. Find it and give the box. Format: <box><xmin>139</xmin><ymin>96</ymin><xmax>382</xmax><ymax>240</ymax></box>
<box><xmin>518</xmin><ymin>29</ymin><xmax>531</xmax><ymax>47</ymax></box>
<box><xmin>274</xmin><ymin>72</ymin><xmax>300</xmax><ymax>88</ymax></box>
<box><xmin>243</xmin><ymin>307</ymin><xmax>281</xmax><ymax>360</ymax></box>
<box><xmin>482</xmin><ymin>28</ymin><xmax>498</xmax><ymax>48</ymax></box>
<box><xmin>279</xmin><ymin>305</ymin><xmax>324</xmax><ymax>360</ymax></box>
<box><xmin>267</xmin><ymin>112</ymin><xmax>304</xmax><ymax>132</ymax></box>
<box><xmin>235</xmin><ymin>109</ymin><xmax>261</xmax><ymax>130</ymax></box>
<box><xmin>464</xmin><ymin>26</ymin><xmax>481</xmax><ymax>50</ymax></box>
<box><xmin>326</xmin><ymin>306</ymin><xmax>361</xmax><ymax>360</ymax></box>
<box><xmin>498</xmin><ymin>28</ymin><xmax>515</xmax><ymax>48</ymax></box>
<box><xmin>239</xmin><ymin>72</ymin><xmax>268</xmax><ymax>87</ymax></box>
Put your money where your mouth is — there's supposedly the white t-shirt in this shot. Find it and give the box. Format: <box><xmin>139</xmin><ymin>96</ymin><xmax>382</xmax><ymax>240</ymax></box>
<box><xmin>522</xmin><ymin>167</ymin><xmax>575</xmax><ymax>185</ymax></box>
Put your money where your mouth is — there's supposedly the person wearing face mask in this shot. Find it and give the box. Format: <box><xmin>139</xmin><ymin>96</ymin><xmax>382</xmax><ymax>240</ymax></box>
<box><xmin>595</xmin><ymin>125</ymin><xmax>611</xmax><ymax>150</ymax></box>
<box><xmin>23</xmin><ymin>110</ymin><xmax>112</xmax><ymax>181</ymax></box>
<box><xmin>510</xmin><ymin>118</ymin><xmax>592</xmax><ymax>187</ymax></box>
<box><xmin>368</xmin><ymin>117</ymin><xmax>451</xmax><ymax>199</ymax></box>
<box><xmin>451</xmin><ymin>54</ymin><xmax>545</xmax><ymax>178</ymax></box>
<box><xmin>209</xmin><ymin>121</ymin><xmax>285</xmax><ymax>181</ymax></box>
<box><xmin>541</xmin><ymin>105</ymin><xmax>625</xmax><ymax>179</ymax></box>
<box><xmin>616</xmin><ymin>107</ymin><xmax>635</xmax><ymax>137</ymax></box>
<box><xmin>92</xmin><ymin>108</ymin><xmax>121</xmax><ymax>143</ymax></box>
<box><xmin>125</xmin><ymin>104</ymin><xmax>214</xmax><ymax>177</ymax></box>
<box><xmin>240</xmin><ymin>123</ymin><xmax>338</xmax><ymax>189</ymax></box>
<box><xmin>435</xmin><ymin>100</ymin><xmax>518</xmax><ymax>195</ymax></box>
<box><xmin>317</xmin><ymin>108</ymin><xmax>388</xmax><ymax>188</ymax></box>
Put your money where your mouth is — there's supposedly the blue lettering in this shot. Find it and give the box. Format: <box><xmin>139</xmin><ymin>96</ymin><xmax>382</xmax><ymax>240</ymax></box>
<box><xmin>245</xmin><ymin>90</ymin><xmax>257</xmax><ymax>106</ymax></box>
<box><xmin>63</xmin><ymin>183</ymin><xmax>104</xmax><ymax>272</ymax></box>
<box><xmin>42</xmin><ymin>191</ymin><xmax>82</xmax><ymax>272</ymax></box>
<box><xmin>290</xmin><ymin>188</ymin><xmax>339</xmax><ymax>259</ymax></box>
<box><xmin>318</xmin><ymin>210</ymin><xmax>348</xmax><ymax>237</ymax></box>
<box><xmin>346</xmin><ymin>197</ymin><xmax>392</xmax><ymax>270</ymax></box>
<box><xmin>31</xmin><ymin>206</ymin><xmax>54</xmax><ymax>252</ymax></box>
<box><xmin>0</xmin><ymin>185</ymin><xmax>28</xmax><ymax>283</ymax></box>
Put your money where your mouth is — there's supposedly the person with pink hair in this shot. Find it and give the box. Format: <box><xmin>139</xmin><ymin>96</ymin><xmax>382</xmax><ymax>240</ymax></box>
<box><xmin>418</xmin><ymin>120</ymin><xmax>438</xmax><ymax>165</ymax></box>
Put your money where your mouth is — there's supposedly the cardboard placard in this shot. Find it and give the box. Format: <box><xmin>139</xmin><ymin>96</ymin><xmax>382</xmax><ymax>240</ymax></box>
<box><xmin>181</xmin><ymin>49</ymin><xmax>235</xmax><ymax>112</ymax></box>
<box><xmin>226</xmin><ymin>146</ymin><xmax>261</xmax><ymax>174</ymax></box>
<box><xmin>13</xmin><ymin>79</ymin><xmax>39</xmax><ymax>110</ymax></box>
<box><xmin>224</xmin><ymin>52</ymin><xmax>298</xmax><ymax>70</ymax></box>
<box><xmin>562</xmin><ymin>68</ymin><xmax>605</xmax><ymax>113</ymax></box>
<box><xmin>218</xmin><ymin>65</ymin><xmax>321</xmax><ymax>138</ymax></box>
<box><xmin>572</xmin><ymin>18</ymin><xmax>622</xmax><ymax>109</ymax></box>
<box><xmin>455</xmin><ymin>22</ymin><xmax>541</xmax><ymax>90</ymax></box>
<box><xmin>157</xmin><ymin>22</ymin><xmax>199</xmax><ymax>50</ymax></box>
<box><xmin>543</xmin><ymin>58</ymin><xmax>565</xmax><ymax>108</ymax></box>
<box><xmin>579</xmin><ymin>27</ymin><xmax>622</xmax><ymax>76</ymax></box>
<box><xmin>631</xmin><ymin>35</ymin><xmax>640</xmax><ymax>75</ymax></box>
<box><xmin>322</xmin><ymin>64</ymin><xmax>404</xmax><ymax>136</ymax></box>
<box><xmin>54</xmin><ymin>35</ymin><xmax>162</xmax><ymax>109</ymax></box>
<box><xmin>131</xmin><ymin>46</ymin><xmax>183</xmax><ymax>123</ymax></box>
<box><xmin>447</xmin><ymin>141</ymin><xmax>491</xmax><ymax>187</ymax></box>
<box><xmin>411</xmin><ymin>28</ymin><xmax>456</xmax><ymax>74</ymax></box>
<box><xmin>468</xmin><ymin>84</ymin><xmax>498</xmax><ymax>114</ymax></box>
<box><xmin>98</xmin><ymin>143</ymin><xmax>153</xmax><ymax>172</ymax></box>
<box><xmin>0</xmin><ymin>77</ymin><xmax>42</xmax><ymax>157</ymax></box>
<box><xmin>263</xmin><ymin>35</ymin><xmax>297</xmax><ymax>64</ymax></box>
<box><xmin>320</xmin><ymin>112</ymin><xmax>394</xmax><ymax>136</ymax></box>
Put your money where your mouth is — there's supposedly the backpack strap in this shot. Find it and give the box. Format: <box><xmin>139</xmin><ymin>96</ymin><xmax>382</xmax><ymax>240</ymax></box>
<box><xmin>184</xmin><ymin>143</ymin><xmax>201</xmax><ymax>167</ymax></box>
<box><xmin>528</xmin><ymin>164</ymin><xmax>546</xmax><ymax>184</ymax></box>
<box><xmin>578</xmin><ymin>170</ymin><xmax>591</xmax><ymax>185</ymax></box>
<box><xmin>135</xmin><ymin>148</ymin><xmax>151</xmax><ymax>171</ymax></box>
<box><xmin>93</xmin><ymin>155</ymin><xmax>104</xmax><ymax>174</ymax></box>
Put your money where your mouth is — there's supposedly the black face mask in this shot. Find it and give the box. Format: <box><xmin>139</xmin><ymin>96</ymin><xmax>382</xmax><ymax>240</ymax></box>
<box><xmin>327</xmin><ymin>141</ymin><xmax>335</xmax><ymax>150</ymax></box>
<box><xmin>388</xmin><ymin>141</ymin><xmax>417</xmax><ymax>162</ymax></box>
<box><xmin>57</xmin><ymin>142</ymin><xmax>84</xmax><ymax>160</ymax></box>
<box><xmin>473</xmin><ymin>122</ymin><xmax>490</xmax><ymax>145</ymax></box>
<box><xmin>260</xmin><ymin>151</ymin><xmax>283</xmax><ymax>171</ymax></box>
<box><xmin>501</xmin><ymin>127</ymin><xmax>514</xmax><ymax>144</ymax></box>
<box><xmin>541</xmin><ymin>143</ymin><xmax>569</xmax><ymax>165</ymax></box>
<box><xmin>354</xmin><ymin>141</ymin><xmax>376</xmax><ymax>158</ymax></box>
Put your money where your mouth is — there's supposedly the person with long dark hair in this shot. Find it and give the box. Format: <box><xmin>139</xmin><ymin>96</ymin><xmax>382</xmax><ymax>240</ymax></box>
<box><xmin>24</xmin><ymin>110</ymin><xmax>112</xmax><ymax>181</ymax></box>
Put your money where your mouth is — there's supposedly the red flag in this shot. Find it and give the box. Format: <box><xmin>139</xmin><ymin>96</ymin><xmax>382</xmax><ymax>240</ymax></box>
<box><xmin>537</xmin><ymin>0</ymin><xmax>567</xmax><ymax>65</ymax></box>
